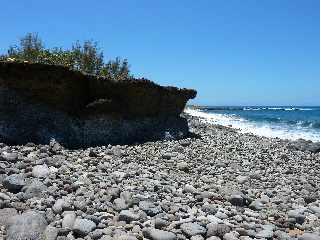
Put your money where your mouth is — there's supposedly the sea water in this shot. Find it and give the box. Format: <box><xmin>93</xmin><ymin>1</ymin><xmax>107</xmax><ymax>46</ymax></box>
<box><xmin>185</xmin><ymin>106</ymin><xmax>320</xmax><ymax>142</ymax></box>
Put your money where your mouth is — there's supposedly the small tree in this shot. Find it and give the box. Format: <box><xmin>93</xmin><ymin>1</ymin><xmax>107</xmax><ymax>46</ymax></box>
<box><xmin>71</xmin><ymin>40</ymin><xmax>104</xmax><ymax>75</ymax></box>
<box><xmin>6</xmin><ymin>33</ymin><xmax>44</xmax><ymax>62</ymax></box>
<box><xmin>1</xmin><ymin>33</ymin><xmax>132</xmax><ymax>80</ymax></box>
<box><xmin>101</xmin><ymin>57</ymin><xmax>131</xmax><ymax>81</ymax></box>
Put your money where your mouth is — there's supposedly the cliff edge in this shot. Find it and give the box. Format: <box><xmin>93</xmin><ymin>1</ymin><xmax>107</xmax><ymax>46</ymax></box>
<box><xmin>0</xmin><ymin>61</ymin><xmax>196</xmax><ymax>148</ymax></box>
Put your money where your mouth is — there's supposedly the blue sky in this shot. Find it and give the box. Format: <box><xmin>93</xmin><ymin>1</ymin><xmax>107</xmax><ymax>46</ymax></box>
<box><xmin>1</xmin><ymin>0</ymin><xmax>319</xmax><ymax>106</ymax></box>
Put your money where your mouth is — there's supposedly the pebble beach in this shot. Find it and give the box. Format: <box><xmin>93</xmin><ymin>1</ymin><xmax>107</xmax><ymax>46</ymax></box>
<box><xmin>0</xmin><ymin>114</ymin><xmax>320</xmax><ymax>240</ymax></box>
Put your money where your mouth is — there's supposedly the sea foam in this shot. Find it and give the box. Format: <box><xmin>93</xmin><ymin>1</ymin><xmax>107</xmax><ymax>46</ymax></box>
<box><xmin>185</xmin><ymin>108</ymin><xmax>320</xmax><ymax>142</ymax></box>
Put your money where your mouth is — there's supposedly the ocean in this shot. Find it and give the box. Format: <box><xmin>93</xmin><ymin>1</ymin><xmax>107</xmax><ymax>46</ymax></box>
<box><xmin>185</xmin><ymin>106</ymin><xmax>320</xmax><ymax>142</ymax></box>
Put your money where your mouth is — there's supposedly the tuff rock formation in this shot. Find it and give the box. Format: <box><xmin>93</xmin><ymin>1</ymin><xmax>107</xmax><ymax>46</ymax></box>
<box><xmin>0</xmin><ymin>61</ymin><xmax>196</xmax><ymax>148</ymax></box>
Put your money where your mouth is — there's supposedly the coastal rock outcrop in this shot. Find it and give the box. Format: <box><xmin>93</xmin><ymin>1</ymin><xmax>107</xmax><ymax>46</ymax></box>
<box><xmin>0</xmin><ymin>61</ymin><xmax>196</xmax><ymax>148</ymax></box>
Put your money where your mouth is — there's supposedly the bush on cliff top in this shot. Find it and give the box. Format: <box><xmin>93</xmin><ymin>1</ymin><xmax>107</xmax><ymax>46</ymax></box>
<box><xmin>0</xmin><ymin>33</ymin><xmax>132</xmax><ymax>81</ymax></box>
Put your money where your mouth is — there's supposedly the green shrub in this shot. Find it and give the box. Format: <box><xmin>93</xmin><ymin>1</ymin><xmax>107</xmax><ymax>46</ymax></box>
<box><xmin>1</xmin><ymin>33</ymin><xmax>132</xmax><ymax>80</ymax></box>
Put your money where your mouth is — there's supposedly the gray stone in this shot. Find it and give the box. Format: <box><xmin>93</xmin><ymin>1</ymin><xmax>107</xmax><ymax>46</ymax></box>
<box><xmin>177</xmin><ymin>162</ymin><xmax>189</xmax><ymax>172</ymax></box>
<box><xmin>44</xmin><ymin>226</ymin><xmax>59</xmax><ymax>240</ymax></box>
<box><xmin>0</xmin><ymin>208</ymin><xmax>18</xmax><ymax>226</ymax></box>
<box><xmin>288</xmin><ymin>209</ymin><xmax>305</xmax><ymax>224</ymax></box>
<box><xmin>3</xmin><ymin>174</ymin><xmax>25</xmax><ymax>192</ymax></box>
<box><xmin>190</xmin><ymin>236</ymin><xmax>204</xmax><ymax>240</ymax></box>
<box><xmin>32</xmin><ymin>164</ymin><xmax>50</xmax><ymax>178</ymax></box>
<box><xmin>256</xmin><ymin>229</ymin><xmax>273</xmax><ymax>239</ymax></box>
<box><xmin>236</xmin><ymin>176</ymin><xmax>248</xmax><ymax>184</ymax></box>
<box><xmin>23</xmin><ymin>180</ymin><xmax>47</xmax><ymax>199</ymax></box>
<box><xmin>143</xmin><ymin>228</ymin><xmax>177</xmax><ymax>240</ymax></box>
<box><xmin>139</xmin><ymin>201</ymin><xmax>162</xmax><ymax>216</ymax></box>
<box><xmin>100</xmin><ymin>236</ymin><xmax>113</xmax><ymax>240</ymax></box>
<box><xmin>249</xmin><ymin>200</ymin><xmax>264</xmax><ymax>211</ymax></box>
<box><xmin>207</xmin><ymin>224</ymin><xmax>231</xmax><ymax>238</ymax></box>
<box><xmin>112</xmin><ymin>233</ymin><xmax>138</xmax><ymax>240</ymax></box>
<box><xmin>0</xmin><ymin>192</ymin><xmax>10</xmax><ymax>200</ymax></box>
<box><xmin>207</xmin><ymin>215</ymin><xmax>223</xmax><ymax>224</ymax></box>
<box><xmin>114</xmin><ymin>198</ymin><xmax>129</xmax><ymax>211</ymax></box>
<box><xmin>119</xmin><ymin>210</ymin><xmax>140</xmax><ymax>223</ymax></box>
<box><xmin>62</xmin><ymin>211</ymin><xmax>76</xmax><ymax>229</ymax></box>
<box><xmin>180</xmin><ymin>222</ymin><xmax>206</xmax><ymax>237</ymax></box>
<box><xmin>229</xmin><ymin>195</ymin><xmax>245</xmax><ymax>206</ymax></box>
<box><xmin>73</xmin><ymin>218</ymin><xmax>96</xmax><ymax>236</ymax></box>
<box><xmin>298</xmin><ymin>233</ymin><xmax>320</xmax><ymax>240</ymax></box>
<box><xmin>274</xmin><ymin>230</ymin><xmax>290</xmax><ymax>240</ymax></box>
<box><xmin>155</xmin><ymin>218</ymin><xmax>169</xmax><ymax>229</ymax></box>
<box><xmin>89</xmin><ymin>229</ymin><xmax>104</xmax><ymax>240</ymax></box>
<box><xmin>184</xmin><ymin>184</ymin><xmax>197</xmax><ymax>194</ymax></box>
<box><xmin>111</xmin><ymin>171</ymin><xmax>127</xmax><ymax>182</ymax></box>
<box><xmin>207</xmin><ymin>237</ymin><xmax>221</xmax><ymax>240</ymax></box>
<box><xmin>1</xmin><ymin>152</ymin><xmax>18</xmax><ymax>162</ymax></box>
<box><xmin>6</xmin><ymin>211</ymin><xmax>47</xmax><ymax>240</ymax></box>
<box><xmin>215</xmin><ymin>212</ymin><xmax>228</xmax><ymax>220</ymax></box>
<box><xmin>52</xmin><ymin>199</ymin><xmax>65</xmax><ymax>214</ymax></box>
<box><xmin>223</xmin><ymin>232</ymin><xmax>239</xmax><ymax>240</ymax></box>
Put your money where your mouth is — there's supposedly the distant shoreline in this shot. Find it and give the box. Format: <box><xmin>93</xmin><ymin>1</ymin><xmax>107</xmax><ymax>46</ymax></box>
<box><xmin>184</xmin><ymin>108</ymin><xmax>320</xmax><ymax>153</ymax></box>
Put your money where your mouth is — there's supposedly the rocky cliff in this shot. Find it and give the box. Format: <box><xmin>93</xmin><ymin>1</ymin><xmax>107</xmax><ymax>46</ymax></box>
<box><xmin>0</xmin><ymin>61</ymin><xmax>196</xmax><ymax>148</ymax></box>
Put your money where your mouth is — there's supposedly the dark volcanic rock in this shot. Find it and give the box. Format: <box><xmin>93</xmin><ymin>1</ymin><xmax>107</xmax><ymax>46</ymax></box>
<box><xmin>3</xmin><ymin>174</ymin><xmax>25</xmax><ymax>192</ymax></box>
<box><xmin>0</xmin><ymin>61</ymin><xmax>196</xmax><ymax>148</ymax></box>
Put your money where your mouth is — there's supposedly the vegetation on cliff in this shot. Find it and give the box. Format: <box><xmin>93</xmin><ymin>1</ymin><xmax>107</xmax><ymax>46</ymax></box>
<box><xmin>0</xmin><ymin>33</ymin><xmax>131</xmax><ymax>81</ymax></box>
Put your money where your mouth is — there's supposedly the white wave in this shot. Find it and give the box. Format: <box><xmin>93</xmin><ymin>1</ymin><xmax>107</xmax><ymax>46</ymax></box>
<box><xmin>243</xmin><ymin>107</ymin><xmax>314</xmax><ymax>111</ymax></box>
<box><xmin>297</xmin><ymin>108</ymin><xmax>313</xmax><ymax>111</ymax></box>
<box><xmin>185</xmin><ymin>108</ymin><xmax>320</xmax><ymax>142</ymax></box>
<box><xmin>243</xmin><ymin>107</ymin><xmax>263</xmax><ymax>111</ymax></box>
